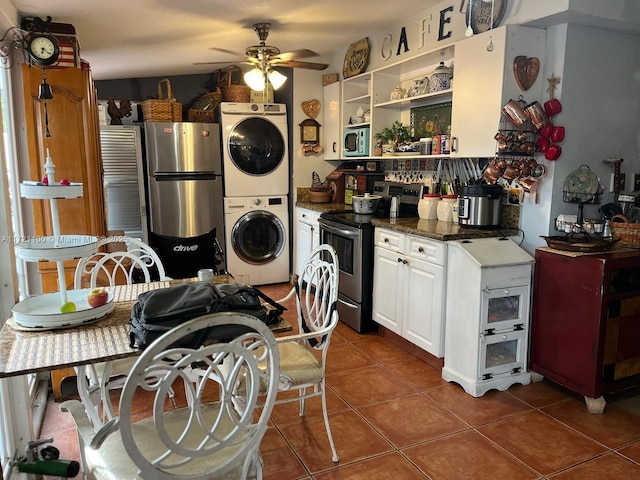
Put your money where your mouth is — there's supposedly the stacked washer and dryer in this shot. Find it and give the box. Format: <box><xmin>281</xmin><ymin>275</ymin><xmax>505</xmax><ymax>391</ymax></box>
<box><xmin>220</xmin><ymin>103</ymin><xmax>290</xmax><ymax>285</ymax></box>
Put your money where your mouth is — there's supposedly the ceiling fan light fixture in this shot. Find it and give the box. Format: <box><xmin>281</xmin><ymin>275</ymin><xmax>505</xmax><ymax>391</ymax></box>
<box><xmin>244</xmin><ymin>68</ymin><xmax>266</xmax><ymax>91</ymax></box>
<box><xmin>268</xmin><ymin>69</ymin><xmax>287</xmax><ymax>90</ymax></box>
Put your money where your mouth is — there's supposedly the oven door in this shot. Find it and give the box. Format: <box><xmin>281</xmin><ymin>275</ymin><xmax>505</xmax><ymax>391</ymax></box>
<box><xmin>318</xmin><ymin>217</ymin><xmax>363</xmax><ymax>302</ymax></box>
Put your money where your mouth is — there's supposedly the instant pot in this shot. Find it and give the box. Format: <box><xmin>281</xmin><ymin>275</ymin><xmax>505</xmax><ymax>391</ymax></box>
<box><xmin>457</xmin><ymin>184</ymin><xmax>503</xmax><ymax>228</ymax></box>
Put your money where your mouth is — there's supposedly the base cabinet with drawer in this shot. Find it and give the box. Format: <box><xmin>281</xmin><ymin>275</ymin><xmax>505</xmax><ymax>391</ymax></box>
<box><xmin>443</xmin><ymin>238</ymin><xmax>534</xmax><ymax>397</ymax></box>
<box><xmin>295</xmin><ymin>207</ymin><xmax>321</xmax><ymax>277</ymax></box>
<box><xmin>530</xmin><ymin>248</ymin><xmax>640</xmax><ymax>413</ymax></box>
<box><xmin>372</xmin><ymin>228</ymin><xmax>446</xmax><ymax>357</ymax></box>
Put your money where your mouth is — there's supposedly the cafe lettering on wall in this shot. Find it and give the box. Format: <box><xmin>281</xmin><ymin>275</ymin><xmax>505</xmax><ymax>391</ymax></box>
<box><xmin>380</xmin><ymin>4</ymin><xmax>454</xmax><ymax>60</ymax></box>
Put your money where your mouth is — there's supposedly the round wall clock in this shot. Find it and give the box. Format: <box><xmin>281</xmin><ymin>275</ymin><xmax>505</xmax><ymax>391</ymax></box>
<box><xmin>25</xmin><ymin>33</ymin><xmax>60</xmax><ymax>66</ymax></box>
<box><xmin>469</xmin><ymin>0</ymin><xmax>508</xmax><ymax>34</ymax></box>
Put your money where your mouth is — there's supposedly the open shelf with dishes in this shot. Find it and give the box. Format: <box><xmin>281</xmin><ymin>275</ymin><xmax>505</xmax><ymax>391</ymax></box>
<box><xmin>12</xmin><ymin>154</ymin><xmax>114</xmax><ymax>329</ymax></box>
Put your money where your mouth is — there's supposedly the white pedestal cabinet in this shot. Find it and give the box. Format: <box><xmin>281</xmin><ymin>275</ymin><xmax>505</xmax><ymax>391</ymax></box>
<box><xmin>443</xmin><ymin>237</ymin><xmax>534</xmax><ymax>396</ymax></box>
<box><xmin>373</xmin><ymin>228</ymin><xmax>446</xmax><ymax>357</ymax></box>
<box><xmin>295</xmin><ymin>207</ymin><xmax>321</xmax><ymax>277</ymax></box>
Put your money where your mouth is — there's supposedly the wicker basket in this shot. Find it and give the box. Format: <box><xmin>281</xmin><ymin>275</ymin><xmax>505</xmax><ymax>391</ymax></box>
<box><xmin>142</xmin><ymin>79</ymin><xmax>182</xmax><ymax>122</ymax></box>
<box><xmin>187</xmin><ymin>89</ymin><xmax>222</xmax><ymax>123</ymax></box>
<box><xmin>219</xmin><ymin>66</ymin><xmax>251</xmax><ymax>103</ymax></box>
<box><xmin>610</xmin><ymin>214</ymin><xmax>640</xmax><ymax>248</ymax></box>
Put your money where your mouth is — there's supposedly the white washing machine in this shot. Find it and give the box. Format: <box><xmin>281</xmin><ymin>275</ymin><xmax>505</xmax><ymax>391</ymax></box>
<box><xmin>220</xmin><ymin>102</ymin><xmax>289</xmax><ymax>196</ymax></box>
<box><xmin>224</xmin><ymin>195</ymin><xmax>290</xmax><ymax>286</ymax></box>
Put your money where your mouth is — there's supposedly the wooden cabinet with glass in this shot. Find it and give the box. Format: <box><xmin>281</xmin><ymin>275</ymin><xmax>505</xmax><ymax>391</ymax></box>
<box><xmin>530</xmin><ymin>248</ymin><xmax>640</xmax><ymax>413</ymax></box>
<box><xmin>21</xmin><ymin>64</ymin><xmax>106</xmax><ymax>292</ymax></box>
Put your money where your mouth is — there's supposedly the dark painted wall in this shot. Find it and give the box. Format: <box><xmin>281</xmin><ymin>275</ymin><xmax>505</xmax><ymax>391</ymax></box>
<box><xmin>94</xmin><ymin>68</ymin><xmax>294</xmax><ymax>122</ymax></box>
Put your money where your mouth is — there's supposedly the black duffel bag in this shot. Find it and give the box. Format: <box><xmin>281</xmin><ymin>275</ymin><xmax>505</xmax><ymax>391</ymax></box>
<box><xmin>129</xmin><ymin>282</ymin><xmax>285</xmax><ymax>349</ymax></box>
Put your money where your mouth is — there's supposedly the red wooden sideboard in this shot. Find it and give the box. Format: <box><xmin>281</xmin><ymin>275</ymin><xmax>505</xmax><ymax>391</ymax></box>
<box><xmin>530</xmin><ymin>247</ymin><xmax>640</xmax><ymax>411</ymax></box>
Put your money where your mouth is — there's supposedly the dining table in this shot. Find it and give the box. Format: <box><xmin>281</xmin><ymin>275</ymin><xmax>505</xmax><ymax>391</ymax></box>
<box><xmin>0</xmin><ymin>276</ymin><xmax>293</xmax><ymax>429</ymax></box>
<box><xmin>0</xmin><ymin>276</ymin><xmax>292</xmax><ymax>380</ymax></box>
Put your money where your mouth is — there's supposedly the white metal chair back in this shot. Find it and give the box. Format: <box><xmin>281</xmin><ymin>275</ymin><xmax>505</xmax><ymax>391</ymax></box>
<box><xmin>62</xmin><ymin>312</ymin><xmax>279</xmax><ymax>480</ymax></box>
<box><xmin>72</xmin><ymin>236</ymin><xmax>169</xmax><ymax>427</ymax></box>
<box><xmin>259</xmin><ymin>244</ymin><xmax>341</xmax><ymax>463</ymax></box>
<box><xmin>295</xmin><ymin>244</ymin><xmax>340</xmax><ymax>349</ymax></box>
<box><xmin>74</xmin><ymin>235</ymin><xmax>168</xmax><ymax>288</ymax></box>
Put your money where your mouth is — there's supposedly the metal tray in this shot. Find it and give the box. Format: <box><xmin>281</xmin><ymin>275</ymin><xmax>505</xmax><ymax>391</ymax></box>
<box><xmin>541</xmin><ymin>236</ymin><xmax>617</xmax><ymax>253</ymax></box>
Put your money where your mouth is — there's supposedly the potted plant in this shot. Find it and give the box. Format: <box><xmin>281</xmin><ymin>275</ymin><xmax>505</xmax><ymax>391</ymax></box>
<box><xmin>375</xmin><ymin>121</ymin><xmax>412</xmax><ymax>153</ymax></box>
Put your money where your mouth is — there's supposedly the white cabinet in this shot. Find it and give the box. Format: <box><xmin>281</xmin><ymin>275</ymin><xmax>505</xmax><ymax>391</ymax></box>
<box><xmin>337</xmin><ymin>25</ymin><xmax>545</xmax><ymax>160</ymax></box>
<box><xmin>323</xmin><ymin>81</ymin><xmax>342</xmax><ymax>160</ymax></box>
<box><xmin>451</xmin><ymin>25</ymin><xmax>546</xmax><ymax>158</ymax></box>
<box><xmin>442</xmin><ymin>238</ymin><xmax>534</xmax><ymax>397</ymax></box>
<box><xmin>295</xmin><ymin>207</ymin><xmax>320</xmax><ymax>277</ymax></box>
<box><xmin>372</xmin><ymin>228</ymin><xmax>446</xmax><ymax>357</ymax></box>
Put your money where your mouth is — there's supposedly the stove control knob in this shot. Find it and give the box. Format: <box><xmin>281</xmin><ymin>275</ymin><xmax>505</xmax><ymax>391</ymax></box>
<box><xmin>254</xmin><ymin>198</ymin><xmax>262</xmax><ymax>206</ymax></box>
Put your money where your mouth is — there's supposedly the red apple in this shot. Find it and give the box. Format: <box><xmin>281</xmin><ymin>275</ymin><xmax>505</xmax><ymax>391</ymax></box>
<box><xmin>41</xmin><ymin>177</ymin><xmax>49</xmax><ymax>185</ymax></box>
<box><xmin>60</xmin><ymin>178</ymin><xmax>71</xmax><ymax>186</ymax></box>
<box><xmin>87</xmin><ymin>288</ymin><xmax>109</xmax><ymax>308</ymax></box>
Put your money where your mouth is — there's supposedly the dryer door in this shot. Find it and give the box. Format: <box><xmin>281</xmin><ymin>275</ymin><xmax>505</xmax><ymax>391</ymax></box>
<box><xmin>231</xmin><ymin>210</ymin><xmax>286</xmax><ymax>265</ymax></box>
<box><xmin>227</xmin><ymin>117</ymin><xmax>285</xmax><ymax>176</ymax></box>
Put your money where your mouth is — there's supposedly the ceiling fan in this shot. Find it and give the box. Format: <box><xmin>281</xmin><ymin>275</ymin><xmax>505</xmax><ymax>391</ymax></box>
<box><xmin>195</xmin><ymin>22</ymin><xmax>328</xmax><ymax>90</ymax></box>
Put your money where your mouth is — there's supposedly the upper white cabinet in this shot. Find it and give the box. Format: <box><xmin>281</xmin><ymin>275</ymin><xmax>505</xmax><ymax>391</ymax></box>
<box><xmin>451</xmin><ymin>26</ymin><xmax>546</xmax><ymax>158</ymax></box>
<box><xmin>323</xmin><ymin>81</ymin><xmax>342</xmax><ymax>160</ymax></box>
<box><xmin>336</xmin><ymin>25</ymin><xmax>545</xmax><ymax>160</ymax></box>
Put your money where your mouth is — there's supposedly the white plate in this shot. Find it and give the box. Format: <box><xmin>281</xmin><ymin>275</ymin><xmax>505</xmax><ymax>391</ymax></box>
<box><xmin>16</xmin><ymin>235</ymin><xmax>98</xmax><ymax>262</ymax></box>
<box><xmin>20</xmin><ymin>182</ymin><xmax>83</xmax><ymax>200</ymax></box>
<box><xmin>12</xmin><ymin>289</ymin><xmax>115</xmax><ymax>329</ymax></box>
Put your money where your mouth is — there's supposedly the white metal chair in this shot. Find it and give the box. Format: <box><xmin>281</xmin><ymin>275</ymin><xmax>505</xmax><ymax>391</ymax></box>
<box><xmin>73</xmin><ymin>235</ymin><xmax>171</xmax><ymax>425</ymax></box>
<box><xmin>237</xmin><ymin>244</ymin><xmax>340</xmax><ymax>462</ymax></box>
<box><xmin>74</xmin><ymin>235</ymin><xmax>168</xmax><ymax>288</ymax></box>
<box><xmin>61</xmin><ymin>312</ymin><xmax>280</xmax><ymax>480</ymax></box>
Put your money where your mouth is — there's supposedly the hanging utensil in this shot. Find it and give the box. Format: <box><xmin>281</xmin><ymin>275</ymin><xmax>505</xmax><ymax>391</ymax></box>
<box><xmin>435</xmin><ymin>159</ymin><xmax>442</xmax><ymax>194</ymax></box>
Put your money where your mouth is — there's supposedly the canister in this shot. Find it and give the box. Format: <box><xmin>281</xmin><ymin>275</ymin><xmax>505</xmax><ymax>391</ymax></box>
<box><xmin>418</xmin><ymin>194</ymin><xmax>440</xmax><ymax>220</ymax></box>
<box><xmin>437</xmin><ymin>194</ymin><xmax>458</xmax><ymax>222</ymax></box>
<box><xmin>420</xmin><ymin>137</ymin><xmax>432</xmax><ymax>155</ymax></box>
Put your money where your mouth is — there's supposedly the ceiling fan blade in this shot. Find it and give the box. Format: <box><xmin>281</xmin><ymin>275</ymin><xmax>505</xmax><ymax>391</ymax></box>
<box><xmin>274</xmin><ymin>60</ymin><xmax>329</xmax><ymax>71</ymax></box>
<box><xmin>273</xmin><ymin>49</ymin><xmax>318</xmax><ymax>62</ymax></box>
<box><xmin>193</xmin><ymin>60</ymin><xmax>253</xmax><ymax>66</ymax></box>
<box><xmin>209</xmin><ymin>47</ymin><xmax>244</xmax><ymax>57</ymax></box>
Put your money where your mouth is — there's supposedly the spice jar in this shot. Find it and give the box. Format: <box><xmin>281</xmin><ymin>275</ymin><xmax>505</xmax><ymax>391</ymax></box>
<box><xmin>437</xmin><ymin>194</ymin><xmax>458</xmax><ymax>222</ymax></box>
<box><xmin>418</xmin><ymin>194</ymin><xmax>440</xmax><ymax>220</ymax></box>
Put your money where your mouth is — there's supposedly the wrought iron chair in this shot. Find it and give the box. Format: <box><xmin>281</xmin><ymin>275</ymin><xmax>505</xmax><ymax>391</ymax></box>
<box><xmin>61</xmin><ymin>312</ymin><xmax>280</xmax><ymax>480</ymax></box>
<box><xmin>72</xmin><ymin>235</ymin><xmax>170</xmax><ymax>425</ymax></box>
<box><xmin>236</xmin><ymin>244</ymin><xmax>340</xmax><ymax>462</ymax></box>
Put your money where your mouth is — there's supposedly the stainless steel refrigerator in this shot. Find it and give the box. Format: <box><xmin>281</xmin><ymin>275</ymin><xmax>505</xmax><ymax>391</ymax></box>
<box><xmin>144</xmin><ymin>122</ymin><xmax>225</xmax><ymax>278</ymax></box>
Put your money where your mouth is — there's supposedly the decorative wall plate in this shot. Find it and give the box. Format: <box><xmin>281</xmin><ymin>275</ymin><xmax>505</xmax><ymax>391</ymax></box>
<box><xmin>301</xmin><ymin>99</ymin><xmax>320</xmax><ymax>119</ymax></box>
<box><xmin>469</xmin><ymin>0</ymin><xmax>507</xmax><ymax>34</ymax></box>
<box><xmin>343</xmin><ymin>38</ymin><xmax>370</xmax><ymax>79</ymax></box>
<box><xmin>513</xmin><ymin>56</ymin><xmax>540</xmax><ymax>91</ymax></box>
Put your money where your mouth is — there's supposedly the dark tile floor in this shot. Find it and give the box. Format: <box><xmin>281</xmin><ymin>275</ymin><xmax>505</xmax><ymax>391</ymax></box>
<box><xmin>41</xmin><ymin>283</ymin><xmax>640</xmax><ymax>479</ymax></box>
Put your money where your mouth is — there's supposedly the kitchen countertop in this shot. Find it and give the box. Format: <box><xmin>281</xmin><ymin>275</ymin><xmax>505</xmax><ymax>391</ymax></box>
<box><xmin>371</xmin><ymin>217</ymin><xmax>519</xmax><ymax>241</ymax></box>
<box><xmin>296</xmin><ymin>200</ymin><xmax>519</xmax><ymax>241</ymax></box>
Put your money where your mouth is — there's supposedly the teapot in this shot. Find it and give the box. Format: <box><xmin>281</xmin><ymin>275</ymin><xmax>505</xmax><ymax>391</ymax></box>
<box><xmin>390</xmin><ymin>86</ymin><xmax>406</xmax><ymax>101</ymax></box>
<box><xmin>429</xmin><ymin>62</ymin><xmax>453</xmax><ymax>93</ymax></box>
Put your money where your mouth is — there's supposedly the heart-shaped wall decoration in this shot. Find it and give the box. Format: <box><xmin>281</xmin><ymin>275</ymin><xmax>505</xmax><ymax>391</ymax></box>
<box><xmin>513</xmin><ymin>56</ymin><xmax>540</xmax><ymax>91</ymax></box>
<box><xmin>301</xmin><ymin>99</ymin><xmax>320</xmax><ymax>119</ymax></box>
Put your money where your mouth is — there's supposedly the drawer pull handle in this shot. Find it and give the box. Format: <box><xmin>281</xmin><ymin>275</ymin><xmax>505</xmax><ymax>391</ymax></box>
<box><xmin>384</xmin><ymin>238</ymin><xmax>390</xmax><ymax>243</ymax></box>
<box><xmin>418</xmin><ymin>247</ymin><xmax>424</xmax><ymax>253</ymax></box>
<box><xmin>397</xmin><ymin>257</ymin><xmax>403</xmax><ymax>263</ymax></box>
<box><xmin>402</xmin><ymin>259</ymin><xmax>409</xmax><ymax>265</ymax></box>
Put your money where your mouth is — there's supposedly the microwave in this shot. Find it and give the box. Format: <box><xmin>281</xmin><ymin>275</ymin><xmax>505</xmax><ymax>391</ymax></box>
<box><xmin>343</xmin><ymin>127</ymin><xmax>370</xmax><ymax>157</ymax></box>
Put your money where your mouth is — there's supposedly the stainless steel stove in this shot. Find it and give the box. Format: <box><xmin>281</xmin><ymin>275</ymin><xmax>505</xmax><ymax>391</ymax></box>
<box><xmin>318</xmin><ymin>181</ymin><xmax>423</xmax><ymax>332</ymax></box>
